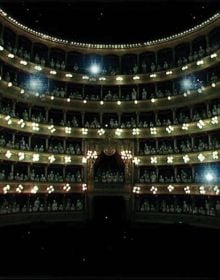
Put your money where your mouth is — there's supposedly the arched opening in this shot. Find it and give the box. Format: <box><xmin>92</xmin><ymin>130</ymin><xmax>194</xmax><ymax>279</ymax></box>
<box><xmin>93</xmin><ymin>196</ymin><xmax>126</xmax><ymax>223</ymax></box>
<box><xmin>93</xmin><ymin>151</ymin><xmax>125</xmax><ymax>187</ymax></box>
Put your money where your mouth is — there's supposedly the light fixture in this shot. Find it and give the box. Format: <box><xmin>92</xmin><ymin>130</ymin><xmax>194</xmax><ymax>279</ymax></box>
<box><xmin>32</xmin><ymin>154</ymin><xmax>40</xmax><ymax>162</ymax></box>
<box><xmin>133</xmin><ymin>157</ymin><xmax>140</xmax><ymax>165</ymax></box>
<box><xmin>211</xmin><ymin>116</ymin><xmax>218</xmax><ymax>125</ymax></box>
<box><xmin>34</xmin><ymin>65</ymin><xmax>42</xmax><ymax>71</ymax></box>
<box><xmin>115</xmin><ymin>128</ymin><xmax>122</xmax><ymax>136</ymax></box>
<box><xmin>65</xmin><ymin>127</ymin><xmax>71</xmax><ymax>134</ymax></box>
<box><xmin>97</xmin><ymin>128</ymin><xmax>105</xmax><ymax>136</ymax></box>
<box><xmin>132</xmin><ymin>128</ymin><xmax>139</xmax><ymax>135</ymax></box>
<box><xmin>18</xmin><ymin>152</ymin><xmax>25</xmax><ymax>161</ymax></box>
<box><xmin>121</xmin><ymin>150</ymin><xmax>132</xmax><ymax>160</ymax></box>
<box><xmin>5</xmin><ymin>150</ymin><xmax>12</xmax><ymax>159</ymax></box>
<box><xmin>183</xmin><ymin>155</ymin><xmax>190</xmax><ymax>163</ymax></box>
<box><xmin>50</xmin><ymin>70</ymin><xmax>57</xmax><ymax>75</ymax></box>
<box><xmin>64</xmin><ymin>156</ymin><xmax>71</xmax><ymax>164</ymax></box>
<box><xmin>150</xmin><ymin>186</ymin><xmax>157</xmax><ymax>194</ymax></box>
<box><xmin>65</xmin><ymin>73</ymin><xmax>73</xmax><ymax>78</ymax></box>
<box><xmin>184</xmin><ymin>186</ymin><xmax>190</xmax><ymax>194</ymax></box>
<box><xmin>82</xmin><ymin>184</ymin><xmax>87</xmax><ymax>191</ymax></box>
<box><xmin>151</xmin><ymin>156</ymin><xmax>157</xmax><ymax>164</ymax></box>
<box><xmin>150</xmin><ymin>127</ymin><xmax>157</xmax><ymax>135</ymax></box>
<box><xmin>82</xmin><ymin>128</ymin><xmax>88</xmax><ymax>135</ymax></box>
<box><xmin>16</xmin><ymin>184</ymin><xmax>23</xmax><ymax>193</ymax></box>
<box><xmin>63</xmin><ymin>183</ymin><xmax>71</xmax><ymax>192</ymax></box>
<box><xmin>213</xmin><ymin>151</ymin><xmax>218</xmax><ymax>160</ymax></box>
<box><xmin>90</xmin><ymin>64</ymin><xmax>100</xmax><ymax>75</ymax></box>
<box><xmin>3</xmin><ymin>184</ymin><xmax>10</xmax><ymax>194</ymax></box>
<box><xmin>167</xmin><ymin>156</ymin><xmax>173</xmax><ymax>164</ymax></box>
<box><xmin>182</xmin><ymin>123</ymin><xmax>189</xmax><ymax>130</ymax></box>
<box><xmin>168</xmin><ymin>185</ymin><xmax>174</xmax><ymax>192</ymax></box>
<box><xmin>47</xmin><ymin>185</ymin><xmax>54</xmax><ymax>194</ymax></box>
<box><xmin>48</xmin><ymin>155</ymin><xmax>56</xmax><ymax>163</ymax></box>
<box><xmin>198</xmin><ymin>153</ymin><xmax>205</xmax><ymax>162</ymax></box>
<box><xmin>31</xmin><ymin>185</ymin><xmax>39</xmax><ymax>194</ymax></box>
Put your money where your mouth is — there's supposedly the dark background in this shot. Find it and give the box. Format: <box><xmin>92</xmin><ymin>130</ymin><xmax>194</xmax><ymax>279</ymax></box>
<box><xmin>0</xmin><ymin>0</ymin><xmax>219</xmax><ymax>43</ymax></box>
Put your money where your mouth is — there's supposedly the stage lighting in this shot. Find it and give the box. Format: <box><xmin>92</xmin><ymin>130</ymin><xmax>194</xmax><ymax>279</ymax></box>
<box><xmin>182</xmin><ymin>78</ymin><xmax>192</xmax><ymax>90</ymax></box>
<box><xmin>29</xmin><ymin>78</ymin><xmax>43</xmax><ymax>92</ymax></box>
<box><xmin>205</xmin><ymin>172</ymin><xmax>214</xmax><ymax>182</ymax></box>
<box><xmin>90</xmin><ymin>64</ymin><xmax>100</xmax><ymax>75</ymax></box>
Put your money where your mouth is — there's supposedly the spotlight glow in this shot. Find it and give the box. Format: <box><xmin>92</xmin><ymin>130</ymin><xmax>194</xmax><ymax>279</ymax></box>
<box><xmin>205</xmin><ymin>172</ymin><xmax>214</xmax><ymax>182</ymax></box>
<box><xmin>29</xmin><ymin>78</ymin><xmax>42</xmax><ymax>91</ymax></box>
<box><xmin>90</xmin><ymin>64</ymin><xmax>100</xmax><ymax>75</ymax></box>
<box><xmin>182</xmin><ymin>78</ymin><xmax>192</xmax><ymax>90</ymax></box>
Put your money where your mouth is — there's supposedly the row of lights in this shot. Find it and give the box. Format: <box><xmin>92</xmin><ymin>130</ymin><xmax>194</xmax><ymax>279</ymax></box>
<box><xmin>3</xmin><ymin>148</ymin><xmax>219</xmax><ymax>165</ymax></box>
<box><xmin>4</xmin><ymin>150</ymin><xmax>76</xmax><ymax>164</ymax></box>
<box><xmin>2</xmin><ymin>45</ymin><xmax>218</xmax><ymax>83</ymax></box>
<box><xmin>134</xmin><ymin>185</ymin><xmax>220</xmax><ymax>195</ymax></box>
<box><xmin>132</xmin><ymin>151</ymin><xmax>219</xmax><ymax>165</ymax></box>
<box><xmin>1</xmin><ymin>8</ymin><xmax>219</xmax><ymax>49</ymax></box>
<box><xmin>2</xmin><ymin>115</ymin><xmax>219</xmax><ymax>137</ymax></box>
<box><xmin>2</xmin><ymin>183</ymin><xmax>87</xmax><ymax>194</ymax></box>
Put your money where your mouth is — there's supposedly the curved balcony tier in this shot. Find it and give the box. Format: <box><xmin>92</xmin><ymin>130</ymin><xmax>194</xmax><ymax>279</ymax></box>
<box><xmin>0</xmin><ymin>47</ymin><xmax>219</xmax><ymax>85</ymax></box>
<box><xmin>0</xmin><ymin>8</ymin><xmax>219</xmax><ymax>53</ymax></box>
<box><xmin>0</xmin><ymin>113</ymin><xmax>219</xmax><ymax>139</ymax></box>
<box><xmin>0</xmin><ymin>146</ymin><xmax>219</xmax><ymax>166</ymax></box>
<box><xmin>0</xmin><ymin>79</ymin><xmax>219</xmax><ymax>112</ymax></box>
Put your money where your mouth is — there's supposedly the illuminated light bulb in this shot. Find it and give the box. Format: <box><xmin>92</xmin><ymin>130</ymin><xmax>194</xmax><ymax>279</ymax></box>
<box><xmin>196</xmin><ymin>60</ymin><xmax>204</xmax><ymax>65</ymax></box>
<box><xmin>67</xmin><ymin>98</ymin><xmax>70</xmax><ymax>102</ymax></box>
<box><xmin>82</xmin><ymin>184</ymin><xmax>87</xmax><ymax>191</ymax></box>
<box><xmin>150</xmin><ymin>156</ymin><xmax>157</xmax><ymax>164</ymax></box>
<box><xmin>48</xmin><ymin>155</ymin><xmax>56</xmax><ymax>163</ymax></box>
<box><xmin>150</xmin><ymin>127</ymin><xmax>157</xmax><ymax>135</ymax></box>
<box><xmin>65</xmin><ymin>127</ymin><xmax>71</xmax><ymax>134</ymax></box>
<box><xmin>150</xmin><ymin>74</ymin><xmax>157</xmax><ymax>78</ymax></box>
<box><xmin>34</xmin><ymin>65</ymin><xmax>42</xmax><ymax>71</ymax></box>
<box><xmin>90</xmin><ymin>64</ymin><xmax>100</xmax><ymax>75</ymax></box>
<box><xmin>150</xmin><ymin>186</ymin><xmax>157</xmax><ymax>194</ymax></box>
<box><xmin>182</xmin><ymin>123</ymin><xmax>189</xmax><ymax>130</ymax></box>
<box><xmin>5</xmin><ymin>150</ymin><xmax>12</xmax><ymax>159</ymax></box>
<box><xmin>115</xmin><ymin>128</ymin><xmax>122</xmax><ymax>136</ymax></box>
<box><xmin>116</xmin><ymin>76</ymin><xmax>123</xmax><ymax>81</ymax></box>
<box><xmin>132</xmin><ymin>128</ymin><xmax>140</xmax><ymax>135</ymax></box>
<box><xmin>47</xmin><ymin>185</ymin><xmax>54</xmax><ymax>194</ymax></box>
<box><xmin>133</xmin><ymin>76</ymin><xmax>140</xmax><ymax>80</ymax></box>
<box><xmin>97</xmin><ymin>128</ymin><xmax>105</xmax><ymax>136</ymax></box>
<box><xmin>117</xmin><ymin>100</ymin><xmax>121</xmax><ymax>105</ymax></box>
<box><xmin>63</xmin><ymin>183</ymin><xmax>71</xmax><ymax>192</ymax></box>
<box><xmin>99</xmin><ymin>77</ymin><xmax>106</xmax><ymax>81</ymax></box>
<box><xmin>50</xmin><ymin>70</ymin><xmax>57</xmax><ymax>75</ymax></box>
<box><xmin>168</xmin><ymin>185</ymin><xmax>174</xmax><ymax>192</ymax></box>
<box><xmin>211</xmin><ymin>82</ymin><xmax>216</xmax><ymax>88</ymax></box>
<box><xmin>64</xmin><ymin>156</ymin><xmax>71</xmax><ymax>164</ymax></box>
<box><xmin>184</xmin><ymin>186</ymin><xmax>190</xmax><ymax>194</ymax></box>
<box><xmin>211</xmin><ymin>116</ymin><xmax>218</xmax><ymax>125</ymax></box>
<box><xmin>100</xmin><ymin>100</ymin><xmax>104</xmax><ymax>105</ymax></box>
<box><xmin>0</xmin><ymin>45</ymin><xmax>4</xmax><ymax>51</ymax></box>
<box><xmin>8</xmin><ymin>53</ymin><xmax>14</xmax><ymax>58</ymax></box>
<box><xmin>32</xmin><ymin>154</ymin><xmax>40</xmax><ymax>162</ymax></box>
<box><xmin>83</xmin><ymin>99</ymin><xmax>87</xmax><ymax>104</ymax></box>
<box><xmin>134</xmin><ymin>100</ymin><xmax>138</xmax><ymax>104</ymax></box>
<box><xmin>20</xmin><ymin>60</ymin><xmax>27</xmax><ymax>65</ymax></box>
<box><xmin>183</xmin><ymin>155</ymin><xmax>190</xmax><ymax>163</ymax></box>
<box><xmin>197</xmin><ymin>119</ymin><xmax>205</xmax><ymax>129</ymax></box>
<box><xmin>31</xmin><ymin>185</ymin><xmax>39</xmax><ymax>194</ymax></box>
<box><xmin>82</xmin><ymin>128</ymin><xmax>88</xmax><ymax>135</ymax></box>
<box><xmin>132</xmin><ymin>157</ymin><xmax>140</xmax><ymax>165</ymax></box>
<box><xmin>213</xmin><ymin>151</ymin><xmax>218</xmax><ymax>160</ymax></box>
<box><xmin>198</xmin><ymin>153</ymin><xmax>205</xmax><ymax>162</ymax></box>
<box><xmin>210</xmin><ymin>53</ymin><xmax>217</xmax><ymax>58</ymax></box>
<box><xmin>151</xmin><ymin>98</ymin><xmax>155</xmax><ymax>103</ymax></box>
<box><xmin>8</xmin><ymin>82</ymin><xmax>12</xmax><ymax>87</ymax></box>
<box><xmin>167</xmin><ymin>156</ymin><xmax>173</xmax><ymax>164</ymax></box>
<box><xmin>3</xmin><ymin>184</ymin><xmax>10</xmax><ymax>194</ymax></box>
<box><xmin>50</xmin><ymin>96</ymin><xmax>54</xmax><ymax>100</ymax></box>
<box><xmin>18</xmin><ymin>152</ymin><xmax>25</xmax><ymax>161</ymax></box>
<box><xmin>82</xmin><ymin>76</ymin><xmax>89</xmax><ymax>80</ymax></box>
<box><xmin>65</xmin><ymin>73</ymin><xmax>72</xmax><ymax>78</ymax></box>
